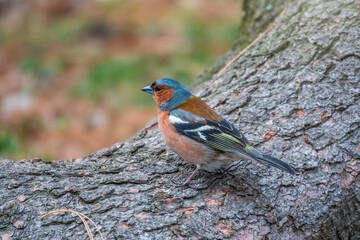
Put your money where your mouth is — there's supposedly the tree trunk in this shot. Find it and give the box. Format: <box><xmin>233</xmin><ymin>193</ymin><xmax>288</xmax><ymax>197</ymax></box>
<box><xmin>1</xmin><ymin>0</ymin><xmax>359</xmax><ymax>239</ymax></box>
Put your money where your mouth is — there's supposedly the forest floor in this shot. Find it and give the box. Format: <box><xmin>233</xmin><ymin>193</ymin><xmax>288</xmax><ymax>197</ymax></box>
<box><xmin>0</xmin><ymin>0</ymin><xmax>241</xmax><ymax>160</ymax></box>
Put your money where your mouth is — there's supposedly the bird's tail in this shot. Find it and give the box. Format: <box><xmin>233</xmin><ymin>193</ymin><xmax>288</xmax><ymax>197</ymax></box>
<box><xmin>245</xmin><ymin>145</ymin><xmax>296</xmax><ymax>175</ymax></box>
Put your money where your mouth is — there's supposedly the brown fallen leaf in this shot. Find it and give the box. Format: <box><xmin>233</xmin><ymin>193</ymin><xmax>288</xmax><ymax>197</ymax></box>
<box><xmin>297</xmin><ymin>109</ymin><xmax>305</xmax><ymax>119</ymax></box>
<box><xmin>262</xmin><ymin>130</ymin><xmax>276</xmax><ymax>141</ymax></box>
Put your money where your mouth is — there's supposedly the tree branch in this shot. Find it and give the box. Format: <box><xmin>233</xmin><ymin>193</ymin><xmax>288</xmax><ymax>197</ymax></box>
<box><xmin>1</xmin><ymin>0</ymin><xmax>359</xmax><ymax>239</ymax></box>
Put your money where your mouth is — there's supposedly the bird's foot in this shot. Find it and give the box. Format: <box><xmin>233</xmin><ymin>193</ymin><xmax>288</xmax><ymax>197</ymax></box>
<box><xmin>170</xmin><ymin>177</ymin><xmax>191</xmax><ymax>187</ymax></box>
<box><xmin>170</xmin><ymin>165</ymin><xmax>201</xmax><ymax>187</ymax></box>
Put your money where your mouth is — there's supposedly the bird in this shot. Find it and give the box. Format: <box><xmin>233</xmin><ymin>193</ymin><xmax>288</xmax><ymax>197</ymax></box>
<box><xmin>142</xmin><ymin>78</ymin><xmax>296</xmax><ymax>186</ymax></box>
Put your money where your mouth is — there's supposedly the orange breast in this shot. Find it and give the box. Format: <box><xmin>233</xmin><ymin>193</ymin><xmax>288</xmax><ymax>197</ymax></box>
<box><xmin>158</xmin><ymin>110</ymin><xmax>211</xmax><ymax>165</ymax></box>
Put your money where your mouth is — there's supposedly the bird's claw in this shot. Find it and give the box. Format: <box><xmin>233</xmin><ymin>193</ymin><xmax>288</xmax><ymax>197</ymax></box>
<box><xmin>170</xmin><ymin>177</ymin><xmax>190</xmax><ymax>187</ymax></box>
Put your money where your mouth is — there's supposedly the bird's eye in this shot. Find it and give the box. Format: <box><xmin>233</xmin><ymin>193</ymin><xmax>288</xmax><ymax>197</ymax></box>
<box><xmin>154</xmin><ymin>86</ymin><xmax>162</xmax><ymax>92</ymax></box>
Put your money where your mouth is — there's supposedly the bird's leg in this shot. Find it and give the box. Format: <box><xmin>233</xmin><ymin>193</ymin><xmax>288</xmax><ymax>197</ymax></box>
<box><xmin>172</xmin><ymin>164</ymin><xmax>201</xmax><ymax>187</ymax></box>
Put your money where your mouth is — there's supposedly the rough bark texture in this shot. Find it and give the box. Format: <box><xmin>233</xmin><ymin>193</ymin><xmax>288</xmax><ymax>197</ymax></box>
<box><xmin>1</xmin><ymin>0</ymin><xmax>359</xmax><ymax>239</ymax></box>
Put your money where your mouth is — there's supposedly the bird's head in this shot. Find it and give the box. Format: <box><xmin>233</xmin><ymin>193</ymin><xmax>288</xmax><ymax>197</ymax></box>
<box><xmin>142</xmin><ymin>78</ymin><xmax>192</xmax><ymax>111</ymax></box>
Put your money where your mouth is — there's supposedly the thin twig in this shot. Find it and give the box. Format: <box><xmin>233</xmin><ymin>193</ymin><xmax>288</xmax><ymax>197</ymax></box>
<box><xmin>41</xmin><ymin>209</ymin><xmax>105</xmax><ymax>240</ymax></box>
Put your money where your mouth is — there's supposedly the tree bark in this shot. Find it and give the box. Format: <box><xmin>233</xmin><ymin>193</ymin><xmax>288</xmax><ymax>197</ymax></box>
<box><xmin>1</xmin><ymin>0</ymin><xmax>359</xmax><ymax>239</ymax></box>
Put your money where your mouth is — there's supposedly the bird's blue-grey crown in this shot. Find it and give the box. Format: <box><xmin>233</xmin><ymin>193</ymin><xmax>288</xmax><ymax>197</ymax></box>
<box><xmin>153</xmin><ymin>78</ymin><xmax>192</xmax><ymax>111</ymax></box>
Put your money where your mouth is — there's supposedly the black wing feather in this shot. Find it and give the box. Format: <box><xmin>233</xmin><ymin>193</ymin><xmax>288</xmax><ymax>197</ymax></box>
<box><xmin>169</xmin><ymin>109</ymin><xmax>252</xmax><ymax>156</ymax></box>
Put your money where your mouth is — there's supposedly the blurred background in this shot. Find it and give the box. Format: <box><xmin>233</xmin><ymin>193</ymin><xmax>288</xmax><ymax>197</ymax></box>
<box><xmin>0</xmin><ymin>0</ymin><xmax>242</xmax><ymax>160</ymax></box>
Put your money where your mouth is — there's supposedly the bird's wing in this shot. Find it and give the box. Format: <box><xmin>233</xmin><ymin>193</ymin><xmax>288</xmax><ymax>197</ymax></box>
<box><xmin>169</xmin><ymin>109</ymin><xmax>253</xmax><ymax>160</ymax></box>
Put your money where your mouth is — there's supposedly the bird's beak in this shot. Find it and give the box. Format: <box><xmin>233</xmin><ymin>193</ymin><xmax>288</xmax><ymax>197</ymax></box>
<box><xmin>141</xmin><ymin>85</ymin><xmax>154</xmax><ymax>95</ymax></box>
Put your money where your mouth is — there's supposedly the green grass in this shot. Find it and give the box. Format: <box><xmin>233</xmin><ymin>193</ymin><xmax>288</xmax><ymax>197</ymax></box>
<box><xmin>18</xmin><ymin>55</ymin><xmax>64</xmax><ymax>84</ymax></box>
<box><xmin>0</xmin><ymin>131</ymin><xmax>20</xmax><ymax>159</ymax></box>
<box><xmin>72</xmin><ymin>57</ymin><xmax>151</xmax><ymax>97</ymax></box>
<box><xmin>71</xmin><ymin>54</ymin><xmax>197</xmax><ymax>108</ymax></box>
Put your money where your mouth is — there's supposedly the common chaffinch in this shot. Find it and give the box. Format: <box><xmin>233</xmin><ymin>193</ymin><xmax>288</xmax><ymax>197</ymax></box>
<box><xmin>142</xmin><ymin>78</ymin><xmax>296</xmax><ymax>186</ymax></box>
